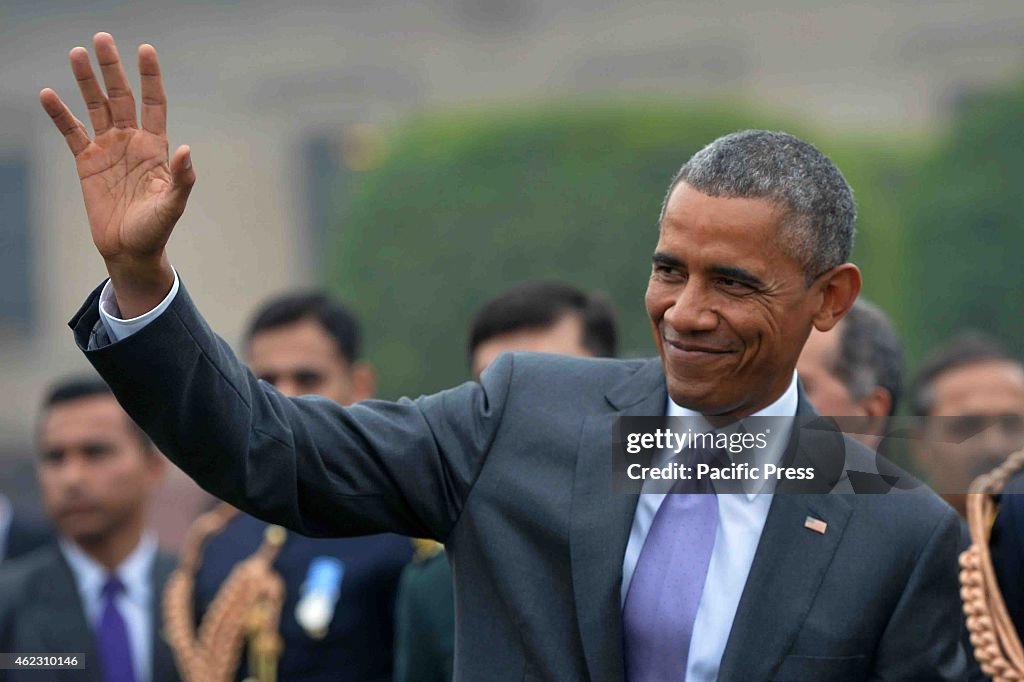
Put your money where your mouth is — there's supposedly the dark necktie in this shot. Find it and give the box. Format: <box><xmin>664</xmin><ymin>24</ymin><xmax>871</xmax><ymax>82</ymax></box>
<box><xmin>96</xmin><ymin>576</ymin><xmax>137</xmax><ymax>682</ymax></box>
<box><xmin>622</xmin><ymin>447</ymin><xmax>722</xmax><ymax>681</ymax></box>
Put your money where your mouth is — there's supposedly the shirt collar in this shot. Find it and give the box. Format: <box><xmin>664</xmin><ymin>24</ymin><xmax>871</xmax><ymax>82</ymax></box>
<box><xmin>665</xmin><ymin>371</ymin><xmax>800</xmax><ymax>500</ymax></box>
<box><xmin>59</xmin><ymin>531</ymin><xmax>158</xmax><ymax>608</ymax></box>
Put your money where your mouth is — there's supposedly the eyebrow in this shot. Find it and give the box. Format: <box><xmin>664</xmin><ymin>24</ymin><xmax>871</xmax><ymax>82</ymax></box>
<box><xmin>652</xmin><ymin>252</ymin><xmax>765</xmax><ymax>288</ymax></box>
<box><xmin>652</xmin><ymin>252</ymin><xmax>682</xmax><ymax>268</ymax></box>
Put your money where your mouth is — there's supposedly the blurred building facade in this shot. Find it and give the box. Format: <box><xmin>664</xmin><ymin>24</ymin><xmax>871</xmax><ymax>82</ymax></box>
<box><xmin>1</xmin><ymin>0</ymin><xmax>1024</xmax><ymax>525</ymax></box>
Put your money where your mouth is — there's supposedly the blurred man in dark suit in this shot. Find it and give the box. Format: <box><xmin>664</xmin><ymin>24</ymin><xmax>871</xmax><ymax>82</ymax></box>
<box><xmin>0</xmin><ymin>378</ymin><xmax>178</xmax><ymax>682</ymax></box>
<box><xmin>0</xmin><ymin>493</ymin><xmax>53</xmax><ymax>563</ymax></box>
<box><xmin>797</xmin><ymin>297</ymin><xmax>903</xmax><ymax>449</ymax></box>
<box><xmin>910</xmin><ymin>332</ymin><xmax>1024</xmax><ymax>518</ymax></box>
<box><xmin>188</xmin><ymin>292</ymin><xmax>412</xmax><ymax>682</ymax></box>
<box><xmin>394</xmin><ymin>280</ymin><xmax>618</xmax><ymax>682</ymax></box>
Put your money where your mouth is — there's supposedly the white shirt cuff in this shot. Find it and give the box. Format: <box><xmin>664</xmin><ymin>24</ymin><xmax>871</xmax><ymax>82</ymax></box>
<box><xmin>98</xmin><ymin>269</ymin><xmax>180</xmax><ymax>342</ymax></box>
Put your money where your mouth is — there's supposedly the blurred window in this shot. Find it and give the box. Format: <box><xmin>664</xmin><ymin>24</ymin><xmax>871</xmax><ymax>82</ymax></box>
<box><xmin>0</xmin><ymin>152</ymin><xmax>32</xmax><ymax>333</ymax></box>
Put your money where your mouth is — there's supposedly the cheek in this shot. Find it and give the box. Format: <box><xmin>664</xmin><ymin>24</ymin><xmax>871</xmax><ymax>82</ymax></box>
<box><xmin>330</xmin><ymin>370</ymin><xmax>355</xmax><ymax>394</ymax></box>
<box><xmin>928</xmin><ymin>444</ymin><xmax>965</xmax><ymax>467</ymax></box>
<box><xmin>37</xmin><ymin>472</ymin><xmax>62</xmax><ymax>505</ymax></box>
<box><xmin>741</xmin><ymin>303</ymin><xmax>801</xmax><ymax>363</ymax></box>
<box><xmin>100</xmin><ymin>460</ymin><xmax>148</xmax><ymax>501</ymax></box>
<box><xmin>644</xmin><ymin>279</ymin><xmax>672</xmax><ymax>320</ymax></box>
<box><xmin>719</xmin><ymin>305</ymin><xmax>774</xmax><ymax>355</ymax></box>
<box><xmin>38</xmin><ymin>465</ymin><xmax>73</xmax><ymax>492</ymax></box>
<box><xmin>815</xmin><ymin>383</ymin><xmax>857</xmax><ymax>415</ymax></box>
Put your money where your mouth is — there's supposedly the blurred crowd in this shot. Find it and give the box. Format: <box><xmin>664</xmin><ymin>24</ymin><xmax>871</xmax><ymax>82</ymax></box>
<box><xmin>1</xmin><ymin>278</ymin><xmax>1023</xmax><ymax>681</ymax></box>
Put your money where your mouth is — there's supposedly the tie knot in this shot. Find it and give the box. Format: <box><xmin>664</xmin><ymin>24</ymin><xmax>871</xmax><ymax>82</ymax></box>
<box><xmin>681</xmin><ymin>444</ymin><xmax>727</xmax><ymax>468</ymax></box>
<box><xmin>101</xmin><ymin>575</ymin><xmax>124</xmax><ymax>601</ymax></box>
<box><xmin>666</xmin><ymin>445</ymin><xmax>727</xmax><ymax>495</ymax></box>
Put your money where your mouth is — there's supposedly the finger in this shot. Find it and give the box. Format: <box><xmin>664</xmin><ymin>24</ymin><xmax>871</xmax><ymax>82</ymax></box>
<box><xmin>39</xmin><ymin>88</ymin><xmax>92</xmax><ymax>156</ymax></box>
<box><xmin>69</xmin><ymin>46</ymin><xmax>113</xmax><ymax>135</ymax></box>
<box><xmin>163</xmin><ymin>145</ymin><xmax>196</xmax><ymax>219</ymax></box>
<box><xmin>138</xmin><ymin>44</ymin><xmax>166</xmax><ymax>135</ymax></box>
<box><xmin>93</xmin><ymin>32</ymin><xmax>137</xmax><ymax>129</ymax></box>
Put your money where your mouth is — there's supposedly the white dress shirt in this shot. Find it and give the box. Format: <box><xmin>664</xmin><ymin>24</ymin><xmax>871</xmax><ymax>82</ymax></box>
<box><xmin>98</xmin><ymin>273</ymin><xmax>180</xmax><ymax>343</ymax></box>
<box><xmin>621</xmin><ymin>373</ymin><xmax>799</xmax><ymax>681</ymax></box>
<box><xmin>99</xmin><ymin>273</ymin><xmax>800</xmax><ymax>681</ymax></box>
<box><xmin>59</xmin><ymin>532</ymin><xmax>158</xmax><ymax>682</ymax></box>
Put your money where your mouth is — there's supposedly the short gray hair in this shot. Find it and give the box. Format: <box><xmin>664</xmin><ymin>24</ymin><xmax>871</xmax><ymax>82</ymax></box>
<box><xmin>834</xmin><ymin>299</ymin><xmax>905</xmax><ymax>416</ymax></box>
<box><xmin>664</xmin><ymin>130</ymin><xmax>857</xmax><ymax>281</ymax></box>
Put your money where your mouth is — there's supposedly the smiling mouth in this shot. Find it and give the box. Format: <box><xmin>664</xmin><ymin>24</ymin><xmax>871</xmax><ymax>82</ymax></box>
<box><xmin>664</xmin><ymin>338</ymin><xmax>734</xmax><ymax>355</ymax></box>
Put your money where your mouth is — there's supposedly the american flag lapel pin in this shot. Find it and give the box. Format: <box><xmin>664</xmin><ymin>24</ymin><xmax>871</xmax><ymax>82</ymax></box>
<box><xmin>804</xmin><ymin>516</ymin><xmax>828</xmax><ymax>534</ymax></box>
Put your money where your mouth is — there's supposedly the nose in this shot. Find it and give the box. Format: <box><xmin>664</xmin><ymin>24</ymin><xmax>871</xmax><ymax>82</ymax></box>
<box><xmin>55</xmin><ymin>453</ymin><xmax>88</xmax><ymax>490</ymax></box>
<box><xmin>980</xmin><ymin>419</ymin><xmax>1024</xmax><ymax>458</ymax></box>
<box><xmin>274</xmin><ymin>379</ymin><xmax>302</xmax><ymax>398</ymax></box>
<box><xmin>662</xmin><ymin>277</ymin><xmax>719</xmax><ymax>334</ymax></box>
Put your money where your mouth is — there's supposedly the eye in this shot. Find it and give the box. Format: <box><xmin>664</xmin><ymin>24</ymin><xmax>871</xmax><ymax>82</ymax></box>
<box><xmin>653</xmin><ymin>264</ymin><xmax>685</xmax><ymax>280</ymax></box>
<box><xmin>294</xmin><ymin>370</ymin><xmax>326</xmax><ymax>390</ymax></box>
<box><xmin>82</xmin><ymin>442</ymin><xmax>115</xmax><ymax>460</ymax></box>
<box><xmin>716</xmin><ymin>277</ymin><xmax>753</xmax><ymax>292</ymax></box>
<box><xmin>41</xmin><ymin>449</ymin><xmax>64</xmax><ymax>465</ymax></box>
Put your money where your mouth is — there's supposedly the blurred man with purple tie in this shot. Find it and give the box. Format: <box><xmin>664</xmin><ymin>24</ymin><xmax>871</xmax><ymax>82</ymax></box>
<box><xmin>0</xmin><ymin>378</ymin><xmax>178</xmax><ymax>682</ymax></box>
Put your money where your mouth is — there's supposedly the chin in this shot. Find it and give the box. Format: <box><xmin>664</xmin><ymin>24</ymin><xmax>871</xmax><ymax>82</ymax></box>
<box><xmin>61</xmin><ymin>523</ymin><xmax>112</xmax><ymax>547</ymax></box>
<box><xmin>666</xmin><ymin>381</ymin><xmax>722</xmax><ymax>414</ymax></box>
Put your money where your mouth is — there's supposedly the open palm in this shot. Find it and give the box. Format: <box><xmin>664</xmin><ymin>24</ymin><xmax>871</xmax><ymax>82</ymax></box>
<box><xmin>40</xmin><ymin>33</ymin><xmax>194</xmax><ymax>265</ymax></box>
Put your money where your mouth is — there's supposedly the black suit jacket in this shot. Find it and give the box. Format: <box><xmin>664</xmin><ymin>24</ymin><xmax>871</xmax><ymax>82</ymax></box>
<box><xmin>0</xmin><ymin>545</ymin><xmax>179</xmax><ymax>682</ymax></box>
<box><xmin>72</xmin><ymin>281</ymin><xmax>966</xmax><ymax>680</ymax></box>
<box><xmin>992</xmin><ymin>470</ymin><xmax>1024</xmax><ymax>647</ymax></box>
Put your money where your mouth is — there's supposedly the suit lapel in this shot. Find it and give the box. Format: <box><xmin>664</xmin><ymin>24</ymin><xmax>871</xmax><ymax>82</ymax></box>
<box><xmin>717</xmin><ymin>393</ymin><xmax>854</xmax><ymax>680</ymax></box>
<box><xmin>33</xmin><ymin>547</ymin><xmax>180</xmax><ymax>682</ymax></box>
<box><xmin>570</xmin><ymin>359</ymin><xmax>666</xmax><ymax>682</ymax></box>
<box><xmin>717</xmin><ymin>494</ymin><xmax>851</xmax><ymax>679</ymax></box>
<box><xmin>150</xmin><ymin>553</ymin><xmax>179</xmax><ymax>682</ymax></box>
<box><xmin>35</xmin><ymin>549</ymin><xmax>101</xmax><ymax>682</ymax></box>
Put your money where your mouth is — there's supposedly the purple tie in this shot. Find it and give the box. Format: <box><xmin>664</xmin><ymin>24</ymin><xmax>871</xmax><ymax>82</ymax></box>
<box><xmin>96</xmin><ymin>576</ymin><xmax>136</xmax><ymax>682</ymax></box>
<box><xmin>623</xmin><ymin>449</ymin><xmax>721</xmax><ymax>681</ymax></box>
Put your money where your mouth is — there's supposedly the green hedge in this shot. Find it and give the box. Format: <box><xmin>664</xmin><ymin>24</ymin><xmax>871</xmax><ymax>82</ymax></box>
<box><xmin>330</xmin><ymin>99</ymin><xmax>914</xmax><ymax>399</ymax></box>
<box><xmin>899</xmin><ymin>85</ymin><xmax>1024</xmax><ymax>363</ymax></box>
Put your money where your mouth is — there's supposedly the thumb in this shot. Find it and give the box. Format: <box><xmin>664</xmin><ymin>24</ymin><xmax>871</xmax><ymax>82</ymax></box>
<box><xmin>164</xmin><ymin>144</ymin><xmax>196</xmax><ymax>218</ymax></box>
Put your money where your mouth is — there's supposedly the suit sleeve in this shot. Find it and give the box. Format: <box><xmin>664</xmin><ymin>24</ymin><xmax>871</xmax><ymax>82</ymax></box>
<box><xmin>0</xmin><ymin>563</ymin><xmax>24</xmax><ymax>682</ymax></box>
<box><xmin>70</xmin><ymin>279</ymin><xmax>513</xmax><ymax>541</ymax></box>
<box><xmin>871</xmin><ymin>507</ymin><xmax>967</xmax><ymax>681</ymax></box>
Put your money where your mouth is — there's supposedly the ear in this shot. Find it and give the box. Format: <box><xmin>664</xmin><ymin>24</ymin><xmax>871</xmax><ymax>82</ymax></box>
<box><xmin>350</xmin><ymin>361</ymin><xmax>377</xmax><ymax>402</ymax></box>
<box><xmin>859</xmin><ymin>387</ymin><xmax>892</xmax><ymax>420</ymax></box>
<box><xmin>811</xmin><ymin>263</ymin><xmax>861</xmax><ymax>333</ymax></box>
<box><xmin>858</xmin><ymin>388</ymin><xmax>893</xmax><ymax>441</ymax></box>
<box><xmin>144</xmin><ymin>451</ymin><xmax>169</xmax><ymax>489</ymax></box>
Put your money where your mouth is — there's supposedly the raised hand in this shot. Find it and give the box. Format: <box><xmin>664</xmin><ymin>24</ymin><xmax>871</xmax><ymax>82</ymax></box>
<box><xmin>40</xmin><ymin>32</ymin><xmax>194</xmax><ymax>317</ymax></box>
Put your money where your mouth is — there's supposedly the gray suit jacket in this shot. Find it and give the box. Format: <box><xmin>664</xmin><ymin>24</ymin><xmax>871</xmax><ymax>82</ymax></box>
<box><xmin>71</xmin><ymin>281</ymin><xmax>965</xmax><ymax>681</ymax></box>
<box><xmin>3</xmin><ymin>512</ymin><xmax>54</xmax><ymax>563</ymax></box>
<box><xmin>0</xmin><ymin>545</ymin><xmax>178</xmax><ymax>682</ymax></box>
